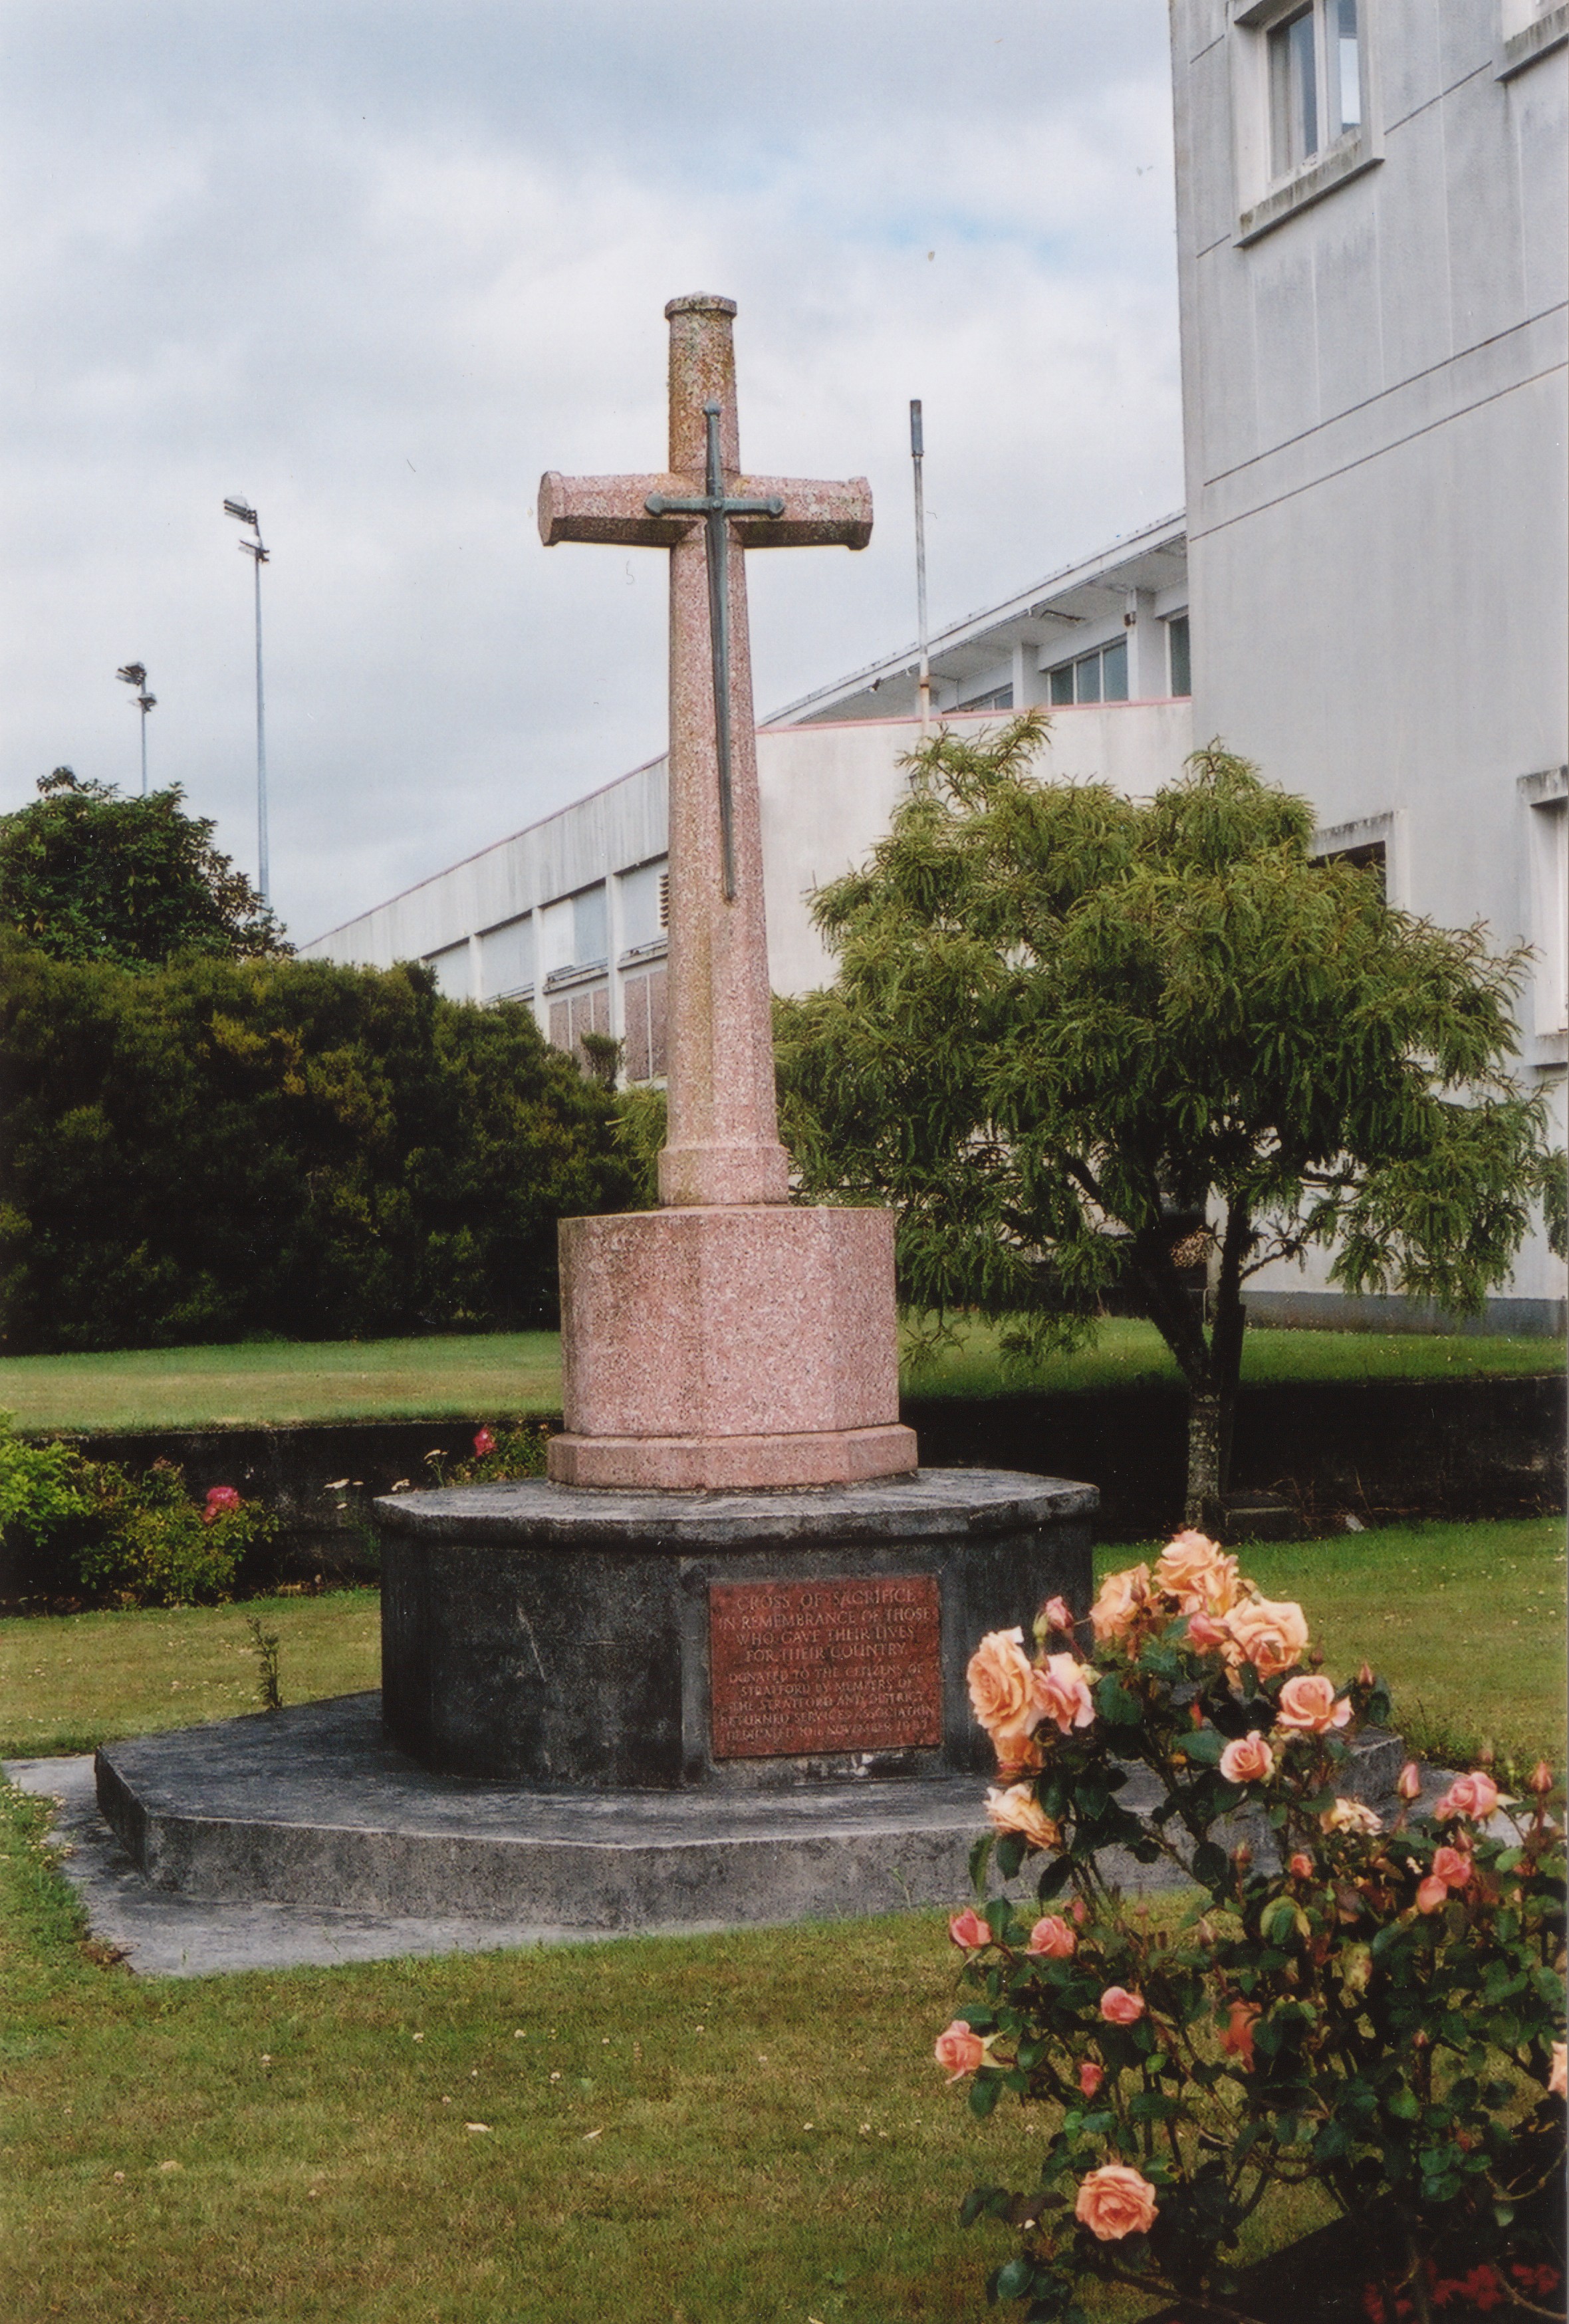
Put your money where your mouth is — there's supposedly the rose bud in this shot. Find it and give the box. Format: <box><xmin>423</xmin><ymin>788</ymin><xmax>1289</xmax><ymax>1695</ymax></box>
<box><xmin>1397</xmin><ymin>1762</ymin><xmax>1422</xmax><ymax>1802</ymax></box>
<box><xmin>1416</xmin><ymin>1875</ymin><xmax>1448</xmax><ymax>1914</ymax></box>
<box><xmin>1309</xmin><ymin>1643</ymin><xmax>1326</xmax><ymax>1670</ymax></box>
<box><xmin>1078</xmin><ymin>2059</ymin><xmax>1104</xmax><ymax>2099</ymax></box>
<box><xmin>1528</xmin><ymin>1762</ymin><xmax>1555</xmax><ymax>1796</ymax></box>
<box><xmin>947</xmin><ymin>1907</ymin><xmax>990</xmax><ymax>1950</ymax></box>
<box><xmin>933</xmin><ymin>2021</ymin><xmax>986</xmax><ymax>2081</ymax></box>
<box><xmin>1288</xmin><ymin>1853</ymin><xmax>1314</xmax><ymax>1879</ymax></box>
<box><xmin>1098</xmin><ymin>1986</ymin><xmax>1146</xmax><ymax>2025</ymax></box>
<box><xmin>1035</xmin><ymin>1594</ymin><xmax>1075</xmax><ymax>1640</ymax></box>
<box><xmin>1232</xmin><ymin>1841</ymin><xmax>1252</xmax><ymax>1871</ymax></box>
<box><xmin>1070</xmin><ymin>1897</ymin><xmax>1088</xmax><ymax>1927</ymax></box>
<box><xmin>1478</xmin><ymin>1740</ymin><xmax>1495</xmax><ymax>1767</ymax></box>
<box><xmin>1358</xmin><ymin>1662</ymin><xmax>1374</xmax><ymax>1687</ymax></box>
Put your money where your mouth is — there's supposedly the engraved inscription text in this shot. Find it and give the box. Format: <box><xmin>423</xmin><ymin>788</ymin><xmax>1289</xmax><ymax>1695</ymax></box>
<box><xmin>709</xmin><ymin>1575</ymin><xmax>943</xmax><ymax>1758</ymax></box>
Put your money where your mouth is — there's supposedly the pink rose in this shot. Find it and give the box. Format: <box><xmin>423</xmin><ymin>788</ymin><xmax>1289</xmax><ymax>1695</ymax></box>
<box><xmin>967</xmin><ymin>1630</ymin><xmax>1037</xmax><ymax>1738</ymax></box>
<box><xmin>1089</xmin><ymin>1564</ymin><xmax>1153</xmax><ymax>1647</ymax></box>
<box><xmin>1288</xmin><ymin>1852</ymin><xmax>1314</xmax><ymax>1879</ymax></box>
<box><xmin>1070</xmin><ymin>1896</ymin><xmax>1088</xmax><ymax>1926</ymax></box>
<box><xmin>984</xmin><ymin>1784</ymin><xmax>1062</xmax><ymax>1852</ymax></box>
<box><xmin>1549</xmin><ymin>2041</ymin><xmax>1567</xmax><ymax>2100</ymax></box>
<box><xmin>1219</xmin><ymin>1732</ymin><xmax>1274</xmax><ymax>1785</ymax></box>
<box><xmin>1032</xmin><ymin>1652</ymin><xmax>1096</xmax><ymax>1736</ymax></box>
<box><xmin>1431</xmin><ymin>1845</ymin><xmax>1472</xmax><ymax>1891</ymax></box>
<box><xmin>1074</xmin><ymin>2162</ymin><xmax>1158</xmax><ymax>2240</ymax></box>
<box><xmin>1275</xmin><ymin>1675</ymin><xmax>1352</xmax><ymax>1736</ymax></box>
<box><xmin>933</xmin><ymin>2020</ymin><xmax>986</xmax><ymax>2081</ymax></box>
<box><xmin>1186</xmin><ymin>1609</ymin><xmax>1232</xmax><ymax>1655</ymax></box>
<box><xmin>1219</xmin><ymin>2000</ymin><xmax>1259</xmax><ymax>2069</ymax></box>
<box><xmin>1435</xmin><ymin>1772</ymin><xmax>1502</xmax><ymax>1823</ymax></box>
<box><xmin>1153</xmin><ymin>1531</ymin><xmax>1242</xmax><ymax>1617</ymax></box>
<box><xmin>1397</xmin><ymin>1761</ymin><xmax>1423</xmax><ymax>1801</ymax></box>
<box><xmin>203</xmin><ymin>1484</ymin><xmax>242</xmax><ymax>1525</ymax></box>
<box><xmin>1025</xmin><ymin>1915</ymin><xmax>1076</xmax><ymax>1958</ymax></box>
<box><xmin>1224</xmin><ymin>1595</ymin><xmax>1310</xmax><ymax>1681</ymax></box>
<box><xmin>1099</xmin><ymin>1986</ymin><xmax>1146</xmax><ymax>2025</ymax></box>
<box><xmin>1040</xmin><ymin>1594</ymin><xmax>1075</xmax><ymax>1637</ymax></box>
<box><xmin>1416</xmin><ymin>1874</ymin><xmax>1449</xmax><ymax>1915</ymax></box>
<box><xmin>1078</xmin><ymin>2059</ymin><xmax>1104</xmax><ymax>2099</ymax></box>
<box><xmin>472</xmin><ymin>1428</ymin><xmax>497</xmax><ymax>1456</ymax></box>
<box><xmin>948</xmin><ymin>1907</ymin><xmax>991</xmax><ymax>1950</ymax></box>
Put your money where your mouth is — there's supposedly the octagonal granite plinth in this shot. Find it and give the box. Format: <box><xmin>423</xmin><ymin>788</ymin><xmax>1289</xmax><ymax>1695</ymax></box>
<box><xmin>378</xmin><ymin>1467</ymin><xmax>1095</xmax><ymax>1789</ymax></box>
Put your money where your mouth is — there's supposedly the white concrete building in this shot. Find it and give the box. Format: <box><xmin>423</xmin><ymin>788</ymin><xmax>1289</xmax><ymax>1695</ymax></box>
<box><xmin>1169</xmin><ymin>0</ymin><xmax>1567</xmax><ymax>1330</ymax></box>
<box><xmin>301</xmin><ymin>516</ymin><xmax>1195</xmax><ymax>1082</ymax></box>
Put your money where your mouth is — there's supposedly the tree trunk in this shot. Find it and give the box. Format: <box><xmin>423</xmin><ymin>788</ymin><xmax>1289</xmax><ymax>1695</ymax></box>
<box><xmin>1184</xmin><ymin>1392</ymin><xmax>1225</xmax><ymax>1534</ymax></box>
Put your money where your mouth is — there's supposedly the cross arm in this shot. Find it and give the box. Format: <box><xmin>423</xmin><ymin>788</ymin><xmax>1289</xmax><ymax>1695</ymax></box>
<box><xmin>538</xmin><ymin>472</ymin><xmax>693</xmax><ymax>548</ymax></box>
<box><xmin>727</xmin><ymin>476</ymin><xmax>872</xmax><ymax>550</ymax></box>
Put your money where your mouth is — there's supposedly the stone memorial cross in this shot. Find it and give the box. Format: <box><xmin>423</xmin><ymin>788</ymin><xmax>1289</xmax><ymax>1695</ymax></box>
<box><xmin>539</xmin><ymin>292</ymin><xmax>871</xmax><ymax>1211</ymax></box>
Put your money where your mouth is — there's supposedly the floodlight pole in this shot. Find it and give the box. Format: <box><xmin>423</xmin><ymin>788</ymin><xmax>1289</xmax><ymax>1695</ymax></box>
<box><xmin>115</xmin><ymin>663</ymin><xmax>156</xmax><ymax>794</ymax></box>
<box><xmin>225</xmin><ymin>499</ymin><xmax>271</xmax><ymax>903</ymax></box>
<box><xmin>910</xmin><ymin>399</ymin><xmax>931</xmax><ymax>738</ymax></box>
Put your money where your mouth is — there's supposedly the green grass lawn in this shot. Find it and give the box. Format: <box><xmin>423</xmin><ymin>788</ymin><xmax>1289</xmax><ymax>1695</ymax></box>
<box><xmin>1</xmin><ymin>1316</ymin><xmax>1560</xmax><ymax>1434</ymax></box>
<box><xmin>4</xmin><ymin>1520</ymin><xmax>1560</xmax><ymax>2319</ymax></box>
<box><xmin>4</xmin><ymin>1519</ymin><xmax>1563</xmax><ymax>1774</ymax></box>
<box><xmin>1</xmin><ymin>1787</ymin><xmax>1337</xmax><ymax>2324</ymax></box>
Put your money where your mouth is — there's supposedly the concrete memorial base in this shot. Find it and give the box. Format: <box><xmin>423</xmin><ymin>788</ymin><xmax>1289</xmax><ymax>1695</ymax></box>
<box><xmin>377</xmin><ymin>1467</ymin><xmax>1094</xmax><ymax>1788</ymax></box>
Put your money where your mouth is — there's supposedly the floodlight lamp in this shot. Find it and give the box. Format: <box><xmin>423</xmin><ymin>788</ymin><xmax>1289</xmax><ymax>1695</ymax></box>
<box><xmin>224</xmin><ymin>498</ymin><xmax>259</xmax><ymax>527</ymax></box>
<box><xmin>116</xmin><ymin>663</ymin><xmax>146</xmax><ymax>687</ymax></box>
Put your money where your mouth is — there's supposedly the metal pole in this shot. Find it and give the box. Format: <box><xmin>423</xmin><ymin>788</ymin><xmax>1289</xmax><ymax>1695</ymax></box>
<box><xmin>140</xmin><ymin>700</ymin><xmax>148</xmax><ymax>796</ymax></box>
<box><xmin>253</xmin><ymin>548</ymin><xmax>269</xmax><ymax>903</ymax></box>
<box><xmin>911</xmin><ymin>398</ymin><xmax>931</xmax><ymax>739</ymax></box>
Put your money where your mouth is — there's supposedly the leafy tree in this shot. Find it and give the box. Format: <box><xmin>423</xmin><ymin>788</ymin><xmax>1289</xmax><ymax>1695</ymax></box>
<box><xmin>0</xmin><ymin>941</ymin><xmax>639</xmax><ymax>1351</ymax></box>
<box><xmin>775</xmin><ymin>715</ymin><xmax>1559</xmax><ymax>1529</ymax></box>
<box><xmin>0</xmin><ymin>767</ymin><xmax>287</xmax><ymax>968</ymax></box>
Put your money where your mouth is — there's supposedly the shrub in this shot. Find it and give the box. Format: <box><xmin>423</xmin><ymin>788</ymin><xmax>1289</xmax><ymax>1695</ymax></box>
<box><xmin>423</xmin><ymin>1421</ymin><xmax>553</xmax><ymax>1489</ymax></box>
<box><xmin>72</xmin><ymin>1461</ymin><xmax>273</xmax><ymax>1607</ymax></box>
<box><xmin>940</xmin><ymin>1535</ymin><xmax>1566</xmax><ymax>2322</ymax></box>
<box><xmin>0</xmin><ymin>937</ymin><xmax>640</xmax><ymax>1351</ymax></box>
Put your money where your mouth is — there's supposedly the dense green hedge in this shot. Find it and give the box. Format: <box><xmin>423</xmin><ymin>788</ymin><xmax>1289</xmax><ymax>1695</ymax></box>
<box><xmin>0</xmin><ymin>937</ymin><xmax>639</xmax><ymax>1352</ymax></box>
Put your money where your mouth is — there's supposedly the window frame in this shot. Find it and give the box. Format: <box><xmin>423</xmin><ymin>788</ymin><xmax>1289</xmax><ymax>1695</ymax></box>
<box><xmin>1229</xmin><ymin>0</ymin><xmax>1383</xmax><ymax>247</ymax></box>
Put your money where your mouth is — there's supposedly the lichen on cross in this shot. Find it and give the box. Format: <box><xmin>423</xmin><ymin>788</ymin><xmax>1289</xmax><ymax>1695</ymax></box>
<box><xmin>539</xmin><ymin>294</ymin><xmax>872</xmax><ymax>1211</ymax></box>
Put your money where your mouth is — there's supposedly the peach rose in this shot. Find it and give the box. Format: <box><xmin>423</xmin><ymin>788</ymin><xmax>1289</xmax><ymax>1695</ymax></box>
<box><xmin>933</xmin><ymin>2020</ymin><xmax>986</xmax><ymax>2081</ymax></box>
<box><xmin>1153</xmin><ymin>1530</ymin><xmax>1242</xmax><ymax>1617</ymax></box>
<box><xmin>1219</xmin><ymin>2000</ymin><xmax>1260</xmax><ymax>2069</ymax></box>
<box><xmin>1032</xmin><ymin>1651</ymin><xmax>1096</xmax><ymax>1736</ymax></box>
<box><xmin>1074</xmin><ymin>2162</ymin><xmax>1158</xmax><ymax>2240</ymax></box>
<box><xmin>1435</xmin><ymin>1772</ymin><xmax>1502</xmax><ymax>1823</ymax></box>
<box><xmin>1397</xmin><ymin>1761</ymin><xmax>1423</xmax><ymax>1801</ymax></box>
<box><xmin>985</xmin><ymin>1784</ymin><xmax>1062</xmax><ymax>1851</ymax></box>
<box><xmin>1219</xmin><ymin>1731</ymin><xmax>1274</xmax><ymax>1785</ymax></box>
<box><xmin>1276</xmin><ymin>1673</ymin><xmax>1352</xmax><ymax>1735</ymax></box>
<box><xmin>1549</xmin><ymin>2041</ymin><xmax>1567</xmax><ymax>2100</ymax></box>
<box><xmin>1025</xmin><ymin>1914</ymin><xmax>1076</xmax><ymax>1958</ymax></box>
<box><xmin>990</xmin><ymin>1721</ymin><xmax>1045</xmax><ymax>1782</ymax></box>
<box><xmin>1224</xmin><ymin>1595</ymin><xmax>1309</xmax><ymax>1681</ymax></box>
<box><xmin>1320</xmin><ymin>1796</ymin><xmax>1383</xmax><ymax>1835</ymax></box>
<box><xmin>1078</xmin><ymin>2059</ymin><xmax>1104</xmax><ymax>2099</ymax></box>
<box><xmin>967</xmin><ymin>1629</ymin><xmax>1037</xmax><ymax>1737</ymax></box>
<box><xmin>1089</xmin><ymin>1563</ymin><xmax>1153</xmax><ymax>1647</ymax></box>
<box><xmin>948</xmin><ymin>1907</ymin><xmax>991</xmax><ymax>1950</ymax></box>
<box><xmin>1416</xmin><ymin>1874</ymin><xmax>1449</xmax><ymax>1915</ymax></box>
<box><xmin>1099</xmin><ymin>1986</ymin><xmax>1146</xmax><ymax>2025</ymax></box>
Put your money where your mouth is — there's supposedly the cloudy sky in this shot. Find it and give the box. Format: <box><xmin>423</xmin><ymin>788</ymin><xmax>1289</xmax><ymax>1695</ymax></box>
<box><xmin>0</xmin><ymin>1</ymin><xmax>1182</xmax><ymax>945</ymax></box>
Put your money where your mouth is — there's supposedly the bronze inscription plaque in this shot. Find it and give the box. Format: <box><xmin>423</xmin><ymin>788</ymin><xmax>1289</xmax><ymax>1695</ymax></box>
<box><xmin>709</xmin><ymin>1575</ymin><xmax>943</xmax><ymax>1759</ymax></box>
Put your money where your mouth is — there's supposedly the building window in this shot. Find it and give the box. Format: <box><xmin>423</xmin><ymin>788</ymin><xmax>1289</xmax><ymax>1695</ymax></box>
<box><xmin>548</xmin><ymin>981</ymin><xmax>609</xmax><ymax>1068</ymax></box>
<box><xmin>1048</xmin><ymin>639</ymin><xmax>1128</xmax><ymax>705</ymax></box>
<box><xmin>1268</xmin><ymin>0</ymin><xmax>1360</xmax><ymax>177</ymax></box>
<box><xmin>425</xmin><ymin>941</ymin><xmax>471</xmax><ymax>1002</ymax></box>
<box><xmin>1314</xmin><ymin>836</ymin><xmax>1386</xmax><ymax>896</ymax></box>
<box><xmin>1167</xmin><ymin>614</ymin><xmax>1191</xmax><ymax>699</ymax></box>
<box><xmin>1528</xmin><ymin>794</ymin><xmax>1568</xmax><ymax>1036</ymax></box>
<box><xmin>622</xmin><ymin>965</ymin><xmax>668</xmax><ymax>1083</ymax></box>
<box><xmin>572</xmin><ymin>884</ymin><xmax>608</xmax><ymax>969</ymax></box>
<box><xmin>959</xmin><ymin>683</ymin><xmax>1013</xmax><ymax>713</ymax></box>
<box><xmin>477</xmin><ymin>913</ymin><xmax>534</xmax><ymax>1000</ymax></box>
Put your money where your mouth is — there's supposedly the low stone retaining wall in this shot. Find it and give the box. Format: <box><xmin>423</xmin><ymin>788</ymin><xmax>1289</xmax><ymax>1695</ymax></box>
<box><xmin>4</xmin><ymin>1372</ymin><xmax>1562</xmax><ymax>1600</ymax></box>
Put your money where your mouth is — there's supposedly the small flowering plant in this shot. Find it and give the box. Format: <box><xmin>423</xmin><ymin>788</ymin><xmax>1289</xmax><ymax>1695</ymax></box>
<box><xmin>938</xmin><ymin>1536</ymin><xmax>1566</xmax><ymax>2324</ymax></box>
<box><xmin>422</xmin><ymin>1421</ymin><xmax>552</xmax><ymax>1489</ymax></box>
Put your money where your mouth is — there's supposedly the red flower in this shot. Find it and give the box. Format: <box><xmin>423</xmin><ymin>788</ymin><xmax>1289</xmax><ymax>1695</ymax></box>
<box><xmin>203</xmin><ymin>1485</ymin><xmax>242</xmax><ymax>1524</ymax></box>
<box><xmin>473</xmin><ymin>1428</ymin><xmax>497</xmax><ymax>1456</ymax></box>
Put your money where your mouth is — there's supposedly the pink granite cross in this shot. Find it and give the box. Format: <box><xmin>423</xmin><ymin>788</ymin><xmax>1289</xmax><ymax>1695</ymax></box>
<box><xmin>539</xmin><ymin>293</ymin><xmax>872</xmax><ymax>1210</ymax></box>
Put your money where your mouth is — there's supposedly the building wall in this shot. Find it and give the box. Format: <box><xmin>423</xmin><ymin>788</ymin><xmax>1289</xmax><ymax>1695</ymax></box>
<box><xmin>1170</xmin><ymin>0</ymin><xmax>1568</xmax><ymax>1328</ymax></box>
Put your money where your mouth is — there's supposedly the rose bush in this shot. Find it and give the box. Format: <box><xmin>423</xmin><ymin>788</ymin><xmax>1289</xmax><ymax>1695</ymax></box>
<box><xmin>936</xmin><ymin>1532</ymin><xmax>1566</xmax><ymax>2323</ymax></box>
